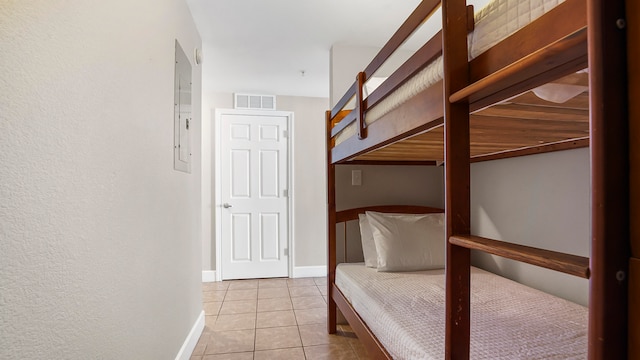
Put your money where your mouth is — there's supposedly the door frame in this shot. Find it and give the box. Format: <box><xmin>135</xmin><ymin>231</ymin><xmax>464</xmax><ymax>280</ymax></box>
<box><xmin>214</xmin><ymin>108</ymin><xmax>294</xmax><ymax>281</ymax></box>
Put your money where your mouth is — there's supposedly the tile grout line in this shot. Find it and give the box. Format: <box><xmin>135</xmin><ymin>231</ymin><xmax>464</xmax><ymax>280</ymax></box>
<box><xmin>288</xmin><ymin>281</ymin><xmax>307</xmax><ymax>360</ymax></box>
<box><xmin>197</xmin><ymin>278</ymin><xmax>361</xmax><ymax>360</ymax></box>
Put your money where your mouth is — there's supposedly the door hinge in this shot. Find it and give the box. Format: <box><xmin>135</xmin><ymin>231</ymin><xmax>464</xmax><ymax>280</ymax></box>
<box><xmin>283</xmin><ymin>130</ymin><xmax>288</xmax><ymax>138</ymax></box>
<box><xmin>284</xmin><ymin>248</ymin><xmax>289</xmax><ymax>256</ymax></box>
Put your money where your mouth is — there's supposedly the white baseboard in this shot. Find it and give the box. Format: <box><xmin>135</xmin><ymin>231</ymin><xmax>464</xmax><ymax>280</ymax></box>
<box><xmin>204</xmin><ymin>268</ymin><xmax>325</xmax><ymax>280</ymax></box>
<box><xmin>292</xmin><ymin>266</ymin><xmax>326</xmax><ymax>278</ymax></box>
<box><xmin>175</xmin><ymin>310</ymin><xmax>205</xmax><ymax>360</ymax></box>
<box><xmin>202</xmin><ymin>270</ymin><xmax>216</xmax><ymax>282</ymax></box>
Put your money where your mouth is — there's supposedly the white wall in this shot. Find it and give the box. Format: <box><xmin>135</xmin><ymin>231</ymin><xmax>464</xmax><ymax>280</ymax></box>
<box><xmin>471</xmin><ymin>148</ymin><xmax>590</xmax><ymax>305</ymax></box>
<box><xmin>200</xmin><ymin>91</ymin><xmax>329</xmax><ymax>273</ymax></box>
<box><xmin>0</xmin><ymin>1</ymin><xmax>203</xmax><ymax>358</ymax></box>
<box><xmin>330</xmin><ymin>44</ymin><xmax>413</xmax><ymax>108</ymax></box>
<box><xmin>201</xmin><ymin>90</ymin><xmax>232</xmax><ymax>272</ymax></box>
<box><xmin>278</xmin><ymin>96</ymin><xmax>330</xmax><ymax>269</ymax></box>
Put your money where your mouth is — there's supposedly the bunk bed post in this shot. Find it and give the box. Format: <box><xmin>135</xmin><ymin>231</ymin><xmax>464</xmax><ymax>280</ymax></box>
<box><xmin>356</xmin><ymin>72</ymin><xmax>367</xmax><ymax>140</ymax></box>
<box><xmin>326</xmin><ymin>110</ymin><xmax>338</xmax><ymax>334</ymax></box>
<box><xmin>628</xmin><ymin>0</ymin><xmax>640</xmax><ymax>357</ymax></box>
<box><xmin>442</xmin><ymin>0</ymin><xmax>472</xmax><ymax>359</ymax></box>
<box><xmin>587</xmin><ymin>0</ymin><xmax>630</xmax><ymax>359</ymax></box>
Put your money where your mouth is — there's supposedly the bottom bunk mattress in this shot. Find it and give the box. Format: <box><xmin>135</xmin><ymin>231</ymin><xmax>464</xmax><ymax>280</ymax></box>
<box><xmin>335</xmin><ymin>263</ymin><xmax>587</xmax><ymax>359</ymax></box>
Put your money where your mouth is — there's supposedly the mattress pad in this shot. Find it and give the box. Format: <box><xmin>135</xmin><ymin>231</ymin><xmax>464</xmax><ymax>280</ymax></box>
<box><xmin>335</xmin><ymin>262</ymin><xmax>587</xmax><ymax>359</ymax></box>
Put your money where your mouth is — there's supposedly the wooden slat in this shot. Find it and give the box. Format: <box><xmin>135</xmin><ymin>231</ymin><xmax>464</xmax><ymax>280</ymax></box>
<box><xmin>354</xmin><ymin>128</ymin><xmax>444</xmax><ymax>162</ymax></box>
<box><xmin>363</xmin><ymin>0</ymin><xmax>440</xmax><ymax>79</ymax></box>
<box><xmin>449</xmin><ymin>235</ymin><xmax>590</xmax><ymax>278</ymax></box>
<box><xmin>350</xmin><ymin>94</ymin><xmax>591</xmax><ymax>162</ymax></box>
<box><xmin>468</xmin><ymin>56</ymin><xmax>588</xmax><ymax>113</ymax></box>
<box><xmin>547</xmin><ymin>72</ymin><xmax>589</xmax><ymax>86</ymax></box>
<box><xmin>335</xmin><ymin>205</ymin><xmax>443</xmax><ymax>223</ymax></box>
<box><xmin>469</xmin><ymin>115</ymin><xmax>589</xmax><ymax>147</ymax></box>
<box><xmin>505</xmin><ymin>91</ymin><xmax>589</xmax><ymax>110</ymax></box>
<box><xmin>470</xmin><ymin>137</ymin><xmax>589</xmax><ymax>162</ymax></box>
<box><xmin>330</xmin><ymin>109</ymin><xmax>350</xmax><ymax>126</ymax></box>
<box><xmin>366</xmin><ymin>31</ymin><xmax>442</xmax><ymax>110</ymax></box>
<box><xmin>348</xmin><ymin>118</ymin><xmax>588</xmax><ymax>162</ymax></box>
<box><xmin>451</xmin><ymin>28</ymin><xmax>587</xmax><ymax>105</ymax></box>
<box><xmin>332</xmin><ymin>81</ymin><xmax>444</xmax><ymax>163</ymax></box>
<box><xmin>475</xmin><ymin>103</ymin><xmax>588</xmax><ymax>121</ymax></box>
<box><xmin>588</xmin><ymin>0</ymin><xmax>629</xmax><ymax>358</ymax></box>
<box><xmin>331</xmin><ymin>81</ymin><xmax>357</xmax><ymax>119</ymax></box>
<box><xmin>341</xmin><ymin>160</ymin><xmax>437</xmax><ymax>166</ymax></box>
<box><xmin>331</xmin><ymin>110</ymin><xmax>356</xmax><ymax>138</ymax></box>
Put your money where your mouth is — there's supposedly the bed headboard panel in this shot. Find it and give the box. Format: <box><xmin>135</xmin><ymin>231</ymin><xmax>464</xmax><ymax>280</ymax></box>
<box><xmin>335</xmin><ymin>205</ymin><xmax>444</xmax><ymax>224</ymax></box>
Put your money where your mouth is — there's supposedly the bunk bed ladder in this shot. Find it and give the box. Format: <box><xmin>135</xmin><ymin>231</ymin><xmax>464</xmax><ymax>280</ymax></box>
<box><xmin>587</xmin><ymin>0</ymin><xmax>629</xmax><ymax>358</ymax></box>
<box><xmin>442</xmin><ymin>0</ymin><xmax>629</xmax><ymax>359</ymax></box>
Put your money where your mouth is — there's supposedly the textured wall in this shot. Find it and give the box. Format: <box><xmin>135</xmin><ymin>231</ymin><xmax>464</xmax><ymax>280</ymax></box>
<box><xmin>0</xmin><ymin>0</ymin><xmax>203</xmax><ymax>358</ymax></box>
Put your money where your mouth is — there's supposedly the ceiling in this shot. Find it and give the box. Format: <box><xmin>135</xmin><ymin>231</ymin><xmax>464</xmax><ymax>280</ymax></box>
<box><xmin>186</xmin><ymin>0</ymin><xmax>423</xmax><ymax>98</ymax></box>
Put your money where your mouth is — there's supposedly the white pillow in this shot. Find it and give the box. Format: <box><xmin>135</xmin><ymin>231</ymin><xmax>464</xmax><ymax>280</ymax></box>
<box><xmin>365</xmin><ymin>211</ymin><xmax>445</xmax><ymax>272</ymax></box>
<box><xmin>359</xmin><ymin>211</ymin><xmax>433</xmax><ymax>268</ymax></box>
<box><xmin>358</xmin><ymin>214</ymin><xmax>377</xmax><ymax>267</ymax></box>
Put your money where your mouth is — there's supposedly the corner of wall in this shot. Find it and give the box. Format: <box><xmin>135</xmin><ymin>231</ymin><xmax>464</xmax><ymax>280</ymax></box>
<box><xmin>201</xmin><ymin>271</ymin><xmax>216</xmax><ymax>283</ymax></box>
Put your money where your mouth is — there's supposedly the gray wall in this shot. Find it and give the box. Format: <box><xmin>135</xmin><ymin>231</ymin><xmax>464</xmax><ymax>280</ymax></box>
<box><xmin>471</xmin><ymin>148</ymin><xmax>590</xmax><ymax>305</ymax></box>
<box><xmin>200</xmin><ymin>92</ymin><xmax>329</xmax><ymax>272</ymax></box>
<box><xmin>0</xmin><ymin>0</ymin><xmax>204</xmax><ymax>358</ymax></box>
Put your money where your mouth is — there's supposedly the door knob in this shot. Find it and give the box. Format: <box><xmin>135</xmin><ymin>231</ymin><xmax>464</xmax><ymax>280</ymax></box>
<box><xmin>223</xmin><ymin>203</ymin><xmax>232</xmax><ymax>208</ymax></box>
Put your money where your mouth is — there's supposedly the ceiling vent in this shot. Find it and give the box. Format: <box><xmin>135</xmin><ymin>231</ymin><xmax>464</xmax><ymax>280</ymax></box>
<box><xmin>234</xmin><ymin>93</ymin><xmax>276</xmax><ymax>110</ymax></box>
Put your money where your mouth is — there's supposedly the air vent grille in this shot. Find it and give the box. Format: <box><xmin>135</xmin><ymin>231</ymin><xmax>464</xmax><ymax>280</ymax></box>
<box><xmin>234</xmin><ymin>93</ymin><xmax>276</xmax><ymax>110</ymax></box>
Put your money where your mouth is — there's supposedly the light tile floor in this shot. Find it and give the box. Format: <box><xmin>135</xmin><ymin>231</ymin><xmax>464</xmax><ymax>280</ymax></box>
<box><xmin>190</xmin><ymin>277</ymin><xmax>371</xmax><ymax>360</ymax></box>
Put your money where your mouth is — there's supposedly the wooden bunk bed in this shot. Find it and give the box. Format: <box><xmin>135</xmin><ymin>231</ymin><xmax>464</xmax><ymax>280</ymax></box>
<box><xmin>325</xmin><ymin>0</ymin><xmax>631</xmax><ymax>359</ymax></box>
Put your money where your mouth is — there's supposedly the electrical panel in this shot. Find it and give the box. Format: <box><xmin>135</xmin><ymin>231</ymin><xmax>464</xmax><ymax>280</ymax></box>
<box><xmin>174</xmin><ymin>40</ymin><xmax>192</xmax><ymax>173</ymax></box>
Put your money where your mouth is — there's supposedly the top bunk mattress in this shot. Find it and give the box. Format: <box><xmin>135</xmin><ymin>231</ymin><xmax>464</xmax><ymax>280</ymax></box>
<box><xmin>335</xmin><ymin>263</ymin><xmax>587</xmax><ymax>359</ymax></box>
<box><xmin>335</xmin><ymin>0</ymin><xmax>567</xmax><ymax>145</ymax></box>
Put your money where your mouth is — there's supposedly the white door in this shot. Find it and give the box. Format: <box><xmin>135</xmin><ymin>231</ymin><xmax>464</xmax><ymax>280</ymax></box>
<box><xmin>219</xmin><ymin>111</ymin><xmax>290</xmax><ymax>280</ymax></box>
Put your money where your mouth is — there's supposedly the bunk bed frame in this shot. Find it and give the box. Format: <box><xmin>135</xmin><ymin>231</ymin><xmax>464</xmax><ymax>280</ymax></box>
<box><xmin>326</xmin><ymin>0</ymin><xmax>632</xmax><ymax>359</ymax></box>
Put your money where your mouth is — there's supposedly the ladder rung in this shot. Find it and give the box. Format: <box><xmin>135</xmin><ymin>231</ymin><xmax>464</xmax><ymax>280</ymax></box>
<box><xmin>449</xmin><ymin>27</ymin><xmax>587</xmax><ymax>105</ymax></box>
<box><xmin>449</xmin><ymin>234</ymin><xmax>590</xmax><ymax>279</ymax></box>
<box><xmin>330</xmin><ymin>110</ymin><xmax>356</xmax><ymax>138</ymax></box>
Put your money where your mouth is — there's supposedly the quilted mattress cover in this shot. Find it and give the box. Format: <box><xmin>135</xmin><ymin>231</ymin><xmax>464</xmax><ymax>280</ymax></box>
<box><xmin>335</xmin><ymin>0</ymin><xmax>566</xmax><ymax>145</ymax></box>
<box><xmin>335</xmin><ymin>263</ymin><xmax>587</xmax><ymax>359</ymax></box>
